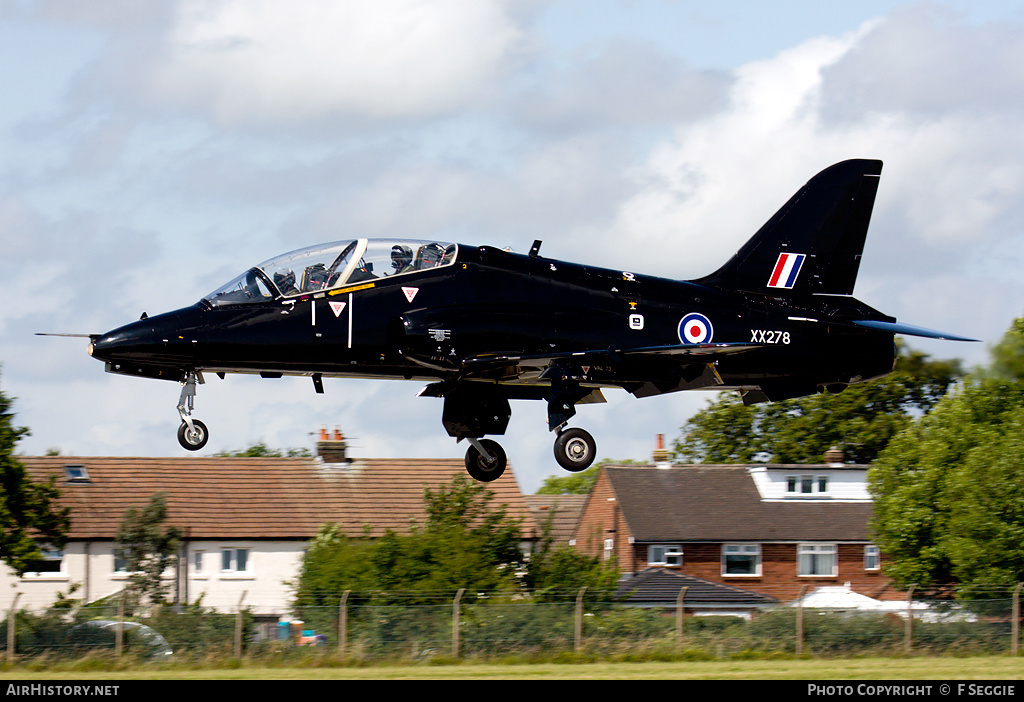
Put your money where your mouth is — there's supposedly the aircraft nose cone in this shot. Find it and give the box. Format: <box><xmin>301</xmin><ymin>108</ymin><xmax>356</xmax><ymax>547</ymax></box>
<box><xmin>87</xmin><ymin>306</ymin><xmax>206</xmax><ymax>367</ymax></box>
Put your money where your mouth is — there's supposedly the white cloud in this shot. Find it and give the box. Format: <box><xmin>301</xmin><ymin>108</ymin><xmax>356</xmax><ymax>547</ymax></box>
<box><xmin>151</xmin><ymin>0</ymin><xmax>529</xmax><ymax>124</ymax></box>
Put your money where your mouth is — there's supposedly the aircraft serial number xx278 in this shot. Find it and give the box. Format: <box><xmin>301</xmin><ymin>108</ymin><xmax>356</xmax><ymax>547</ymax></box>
<box><xmin>72</xmin><ymin>159</ymin><xmax>975</xmax><ymax>482</ymax></box>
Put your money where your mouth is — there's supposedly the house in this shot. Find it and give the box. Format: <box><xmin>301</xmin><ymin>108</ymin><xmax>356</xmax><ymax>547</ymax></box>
<box><xmin>616</xmin><ymin>567</ymin><xmax>778</xmax><ymax>618</ymax></box>
<box><xmin>572</xmin><ymin>448</ymin><xmax>894</xmax><ymax>602</ymax></box>
<box><xmin>523</xmin><ymin>494</ymin><xmax>587</xmax><ymax>546</ymax></box>
<box><xmin>3</xmin><ymin>435</ymin><xmax>535</xmax><ymax>622</ymax></box>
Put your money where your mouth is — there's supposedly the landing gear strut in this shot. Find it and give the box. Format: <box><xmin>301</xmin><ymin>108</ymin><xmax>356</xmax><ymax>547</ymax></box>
<box><xmin>176</xmin><ymin>370</ymin><xmax>209</xmax><ymax>451</ymax></box>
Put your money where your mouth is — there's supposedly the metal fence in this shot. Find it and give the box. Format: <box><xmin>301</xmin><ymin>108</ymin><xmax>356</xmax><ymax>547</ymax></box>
<box><xmin>4</xmin><ymin>585</ymin><xmax>1024</xmax><ymax>661</ymax></box>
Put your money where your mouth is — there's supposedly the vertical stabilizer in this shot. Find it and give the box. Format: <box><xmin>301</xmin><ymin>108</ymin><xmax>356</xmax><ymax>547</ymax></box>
<box><xmin>697</xmin><ymin>159</ymin><xmax>882</xmax><ymax>297</ymax></box>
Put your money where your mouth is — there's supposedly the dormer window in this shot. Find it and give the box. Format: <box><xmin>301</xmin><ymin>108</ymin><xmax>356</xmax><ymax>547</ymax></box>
<box><xmin>786</xmin><ymin>474</ymin><xmax>828</xmax><ymax>497</ymax></box>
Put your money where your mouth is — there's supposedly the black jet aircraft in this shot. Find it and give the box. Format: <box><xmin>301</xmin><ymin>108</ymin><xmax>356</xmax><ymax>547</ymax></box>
<box><xmin>58</xmin><ymin>159</ymin><xmax>975</xmax><ymax>482</ymax></box>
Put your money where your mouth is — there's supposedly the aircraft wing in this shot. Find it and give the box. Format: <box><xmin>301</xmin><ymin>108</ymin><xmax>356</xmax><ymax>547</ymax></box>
<box><xmin>459</xmin><ymin>341</ymin><xmax>762</xmax><ymax>371</ymax></box>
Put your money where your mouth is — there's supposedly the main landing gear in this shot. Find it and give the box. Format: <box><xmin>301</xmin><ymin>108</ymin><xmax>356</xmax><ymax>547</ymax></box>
<box><xmin>176</xmin><ymin>370</ymin><xmax>209</xmax><ymax>451</ymax></box>
<box><xmin>460</xmin><ymin>425</ymin><xmax>597</xmax><ymax>483</ymax></box>
<box><xmin>439</xmin><ymin>383</ymin><xmax>598</xmax><ymax>483</ymax></box>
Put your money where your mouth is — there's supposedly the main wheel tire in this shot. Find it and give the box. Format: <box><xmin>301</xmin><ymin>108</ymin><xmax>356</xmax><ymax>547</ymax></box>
<box><xmin>177</xmin><ymin>419</ymin><xmax>209</xmax><ymax>451</ymax></box>
<box><xmin>553</xmin><ymin>428</ymin><xmax>596</xmax><ymax>472</ymax></box>
<box><xmin>465</xmin><ymin>439</ymin><xmax>507</xmax><ymax>482</ymax></box>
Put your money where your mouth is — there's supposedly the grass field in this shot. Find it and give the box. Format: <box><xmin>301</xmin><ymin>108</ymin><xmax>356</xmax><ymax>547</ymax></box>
<box><xmin>2</xmin><ymin>656</ymin><xmax>1023</xmax><ymax>680</ymax></box>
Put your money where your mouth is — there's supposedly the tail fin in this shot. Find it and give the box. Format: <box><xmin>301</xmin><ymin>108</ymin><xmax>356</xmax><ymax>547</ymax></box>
<box><xmin>697</xmin><ymin>159</ymin><xmax>882</xmax><ymax>297</ymax></box>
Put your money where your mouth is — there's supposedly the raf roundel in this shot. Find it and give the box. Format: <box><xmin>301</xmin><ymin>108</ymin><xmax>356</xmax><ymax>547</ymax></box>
<box><xmin>679</xmin><ymin>313</ymin><xmax>714</xmax><ymax>344</ymax></box>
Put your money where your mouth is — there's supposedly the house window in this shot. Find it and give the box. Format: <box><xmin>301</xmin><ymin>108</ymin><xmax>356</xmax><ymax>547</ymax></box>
<box><xmin>63</xmin><ymin>465</ymin><xmax>90</xmax><ymax>483</ymax></box>
<box><xmin>798</xmin><ymin>543</ymin><xmax>837</xmax><ymax>576</ymax></box>
<box><xmin>864</xmin><ymin>545</ymin><xmax>880</xmax><ymax>571</ymax></box>
<box><xmin>648</xmin><ymin>545</ymin><xmax>683</xmax><ymax>566</ymax></box>
<box><xmin>113</xmin><ymin>554</ymin><xmax>127</xmax><ymax>574</ymax></box>
<box><xmin>787</xmin><ymin>475</ymin><xmax>829</xmax><ymax>496</ymax></box>
<box><xmin>193</xmin><ymin>550</ymin><xmax>205</xmax><ymax>574</ymax></box>
<box><xmin>221</xmin><ymin>548</ymin><xmax>250</xmax><ymax>574</ymax></box>
<box><xmin>603</xmin><ymin>538</ymin><xmax>614</xmax><ymax>561</ymax></box>
<box><xmin>722</xmin><ymin>543</ymin><xmax>761</xmax><ymax>576</ymax></box>
<box><xmin>23</xmin><ymin>547</ymin><xmax>64</xmax><ymax>577</ymax></box>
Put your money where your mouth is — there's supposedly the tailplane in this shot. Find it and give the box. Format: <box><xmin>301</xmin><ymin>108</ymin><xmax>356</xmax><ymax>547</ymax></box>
<box><xmin>698</xmin><ymin>159</ymin><xmax>883</xmax><ymax>297</ymax></box>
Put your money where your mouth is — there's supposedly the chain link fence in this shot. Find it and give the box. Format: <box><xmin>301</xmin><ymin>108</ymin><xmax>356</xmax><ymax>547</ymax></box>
<box><xmin>3</xmin><ymin>585</ymin><xmax>1023</xmax><ymax>661</ymax></box>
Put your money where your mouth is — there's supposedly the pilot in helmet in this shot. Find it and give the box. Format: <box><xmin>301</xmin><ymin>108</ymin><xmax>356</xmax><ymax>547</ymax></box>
<box><xmin>273</xmin><ymin>269</ymin><xmax>297</xmax><ymax>295</ymax></box>
<box><xmin>391</xmin><ymin>245</ymin><xmax>413</xmax><ymax>274</ymax></box>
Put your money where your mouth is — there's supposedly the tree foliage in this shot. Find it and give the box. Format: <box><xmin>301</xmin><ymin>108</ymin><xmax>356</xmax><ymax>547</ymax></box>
<box><xmin>213</xmin><ymin>442</ymin><xmax>310</xmax><ymax>457</ymax></box>
<box><xmin>115</xmin><ymin>492</ymin><xmax>181</xmax><ymax>608</ymax></box>
<box><xmin>294</xmin><ymin>474</ymin><xmax>618</xmax><ymax>608</ymax></box>
<box><xmin>673</xmin><ymin>342</ymin><xmax>962</xmax><ymax>465</ymax></box>
<box><xmin>869</xmin><ymin>376</ymin><xmax>1024</xmax><ymax>589</ymax></box>
<box><xmin>0</xmin><ymin>374</ymin><xmax>70</xmax><ymax>576</ymax></box>
<box><xmin>295</xmin><ymin>475</ymin><xmax>525</xmax><ymax>606</ymax></box>
<box><xmin>869</xmin><ymin>316</ymin><xmax>1024</xmax><ymax>589</ymax></box>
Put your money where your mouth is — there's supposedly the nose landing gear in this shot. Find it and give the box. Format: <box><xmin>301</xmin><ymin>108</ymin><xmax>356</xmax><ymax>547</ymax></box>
<box><xmin>176</xmin><ymin>370</ymin><xmax>209</xmax><ymax>451</ymax></box>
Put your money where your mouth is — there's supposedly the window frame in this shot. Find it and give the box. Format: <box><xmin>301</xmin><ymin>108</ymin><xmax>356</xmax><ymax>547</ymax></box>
<box><xmin>786</xmin><ymin>474</ymin><xmax>830</xmax><ymax>497</ymax></box>
<box><xmin>797</xmin><ymin>542</ymin><xmax>837</xmax><ymax>577</ymax></box>
<box><xmin>21</xmin><ymin>546</ymin><xmax>66</xmax><ymax>579</ymax></box>
<box><xmin>647</xmin><ymin>544</ymin><xmax>683</xmax><ymax>567</ymax></box>
<box><xmin>220</xmin><ymin>547</ymin><xmax>252</xmax><ymax>577</ymax></box>
<box><xmin>722</xmin><ymin>543</ymin><xmax>762</xmax><ymax>577</ymax></box>
<box><xmin>864</xmin><ymin>544</ymin><xmax>881</xmax><ymax>571</ymax></box>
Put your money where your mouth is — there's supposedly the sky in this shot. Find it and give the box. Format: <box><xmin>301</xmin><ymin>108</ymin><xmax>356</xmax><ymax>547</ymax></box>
<box><xmin>3</xmin><ymin>0</ymin><xmax>1024</xmax><ymax>494</ymax></box>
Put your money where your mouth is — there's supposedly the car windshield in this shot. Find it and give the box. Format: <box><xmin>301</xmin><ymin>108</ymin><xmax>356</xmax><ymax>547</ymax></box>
<box><xmin>202</xmin><ymin>239</ymin><xmax>457</xmax><ymax>307</ymax></box>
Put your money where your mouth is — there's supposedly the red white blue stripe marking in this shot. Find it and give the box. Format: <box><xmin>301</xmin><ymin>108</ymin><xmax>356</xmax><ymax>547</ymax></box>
<box><xmin>767</xmin><ymin>252</ymin><xmax>806</xmax><ymax>289</ymax></box>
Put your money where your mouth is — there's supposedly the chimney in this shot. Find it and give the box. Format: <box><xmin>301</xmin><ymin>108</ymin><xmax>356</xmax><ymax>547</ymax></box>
<box><xmin>652</xmin><ymin>434</ymin><xmax>671</xmax><ymax>468</ymax></box>
<box><xmin>824</xmin><ymin>446</ymin><xmax>844</xmax><ymax>466</ymax></box>
<box><xmin>317</xmin><ymin>425</ymin><xmax>348</xmax><ymax>463</ymax></box>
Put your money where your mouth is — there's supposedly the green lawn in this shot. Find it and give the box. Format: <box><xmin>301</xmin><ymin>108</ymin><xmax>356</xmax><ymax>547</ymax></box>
<box><xmin>2</xmin><ymin>656</ymin><xmax>1023</xmax><ymax>680</ymax></box>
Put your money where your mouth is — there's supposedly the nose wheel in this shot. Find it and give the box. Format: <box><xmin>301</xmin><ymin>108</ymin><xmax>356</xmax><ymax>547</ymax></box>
<box><xmin>177</xmin><ymin>419</ymin><xmax>209</xmax><ymax>451</ymax></box>
<box><xmin>176</xmin><ymin>370</ymin><xmax>209</xmax><ymax>451</ymax></box>
<box><xmin>553</xmin><ymin>427</ymin><xmax>596</xmax><ymax>472</ymax></box>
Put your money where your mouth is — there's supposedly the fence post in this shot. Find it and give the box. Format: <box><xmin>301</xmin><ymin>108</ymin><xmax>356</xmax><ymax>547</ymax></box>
<box><xmin>905</xmin><ymin>584</ymin><xmax>916</xmax><ymax>654</ymax></box>
<box><xmin>234</xmin><ymin>591</ymin><xmax>247</xmax><ymax>659</ymax></box>
<box><xmin>1013</xmin><ymin>583</ymin><xmax>1022</xmax><ymax>656</ymax></box>
<box><xmin>116</xmin><ymin>592</ymin><xmax>125</xmax><ymax>658</ymax></box>
<box><xmin>675</xmin><ymin>586</ymin><xmax>688</xmax><ymax>651</ymax></box>
<box><xmin>338</xmin><ymin>590</ymin><xmax>350</xmax><ymax>659</ymax></box>
<box><xmin>574</xmin><ymin>587</ymin><xmax>587</xmax><ymax>653</ymax></box>
<box><xmin>6</xmin><ymin>593</ymin><xmax>19</xmax><ymax>662</ymax></box>
<box><xmin>796</xmin><ymin>585</ymin><xmax>809</xmax><ymax>657</ymax></box>
<box><xmin>452</xmin><ymin>588</ymin><xmax>465</xmax><ymax>659</ymax></box>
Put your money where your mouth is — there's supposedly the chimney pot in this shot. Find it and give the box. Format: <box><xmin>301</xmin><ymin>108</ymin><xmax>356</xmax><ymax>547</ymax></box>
<box><xmin>825</xmin><ymin>446</ymin><xmax>844</xmax><ymax>465</ymax></box>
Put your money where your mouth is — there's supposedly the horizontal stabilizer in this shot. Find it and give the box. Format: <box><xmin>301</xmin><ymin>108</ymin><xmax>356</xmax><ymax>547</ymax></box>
<box><xmin>850</xmin><ymin>319</ymin><xmax>978</xmax><ymax>342</ymax></box>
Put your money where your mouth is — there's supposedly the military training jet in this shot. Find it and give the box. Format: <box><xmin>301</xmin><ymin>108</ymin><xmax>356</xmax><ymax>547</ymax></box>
<box><xmin>52</xmin><ymin>159</ymin><xmax>976</xmax><ymax>482</ymax></box>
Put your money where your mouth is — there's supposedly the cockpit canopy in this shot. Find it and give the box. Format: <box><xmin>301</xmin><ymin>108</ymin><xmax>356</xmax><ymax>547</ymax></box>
<box><xmin>203</xmin><ymin>239</ymin><xmax>457</xmax><ymax>307</ymax></box>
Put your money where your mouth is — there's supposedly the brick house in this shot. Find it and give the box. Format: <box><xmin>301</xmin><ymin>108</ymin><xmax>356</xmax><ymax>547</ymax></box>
<box><xmin>571</xmin><ymin>455</ymin><xmax>894</xmax><ymax>602</ymax></box>
<box><xmin>2</xmin><ymin>436</ymin><xmax>535</xmax><ymax>621</ymax></box>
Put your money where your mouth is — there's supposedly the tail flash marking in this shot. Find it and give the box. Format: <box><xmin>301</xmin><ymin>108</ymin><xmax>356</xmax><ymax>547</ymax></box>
<box><xmin>768</xmin><ymin>252</ymin><xmax>806</xmax><ymax>289</ymax></box>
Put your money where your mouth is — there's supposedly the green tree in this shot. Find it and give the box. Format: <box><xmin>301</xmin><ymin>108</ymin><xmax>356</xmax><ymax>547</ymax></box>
<box><xmin>292</xmin><ymin>523</ymin><xmax>377</xmax><ymax>608</ymax></box>
<box><xmin>536</xmin><ymin>465</ymin><xmax>601</xmax><ymax>495</ymax></box>
<box><xmin>0</xmin><ymin>374</ymin><xmax>70</xmax><ymax>575</ymax></box>
<box><xmin>372</xmin><ymin>475</ymin><xmax>525</xmax><ymax>601</ymax></box>
<box><xmin>522</xmin><ymin>505</ymin><xmax>620</xmax><ymax>601</ymax></box>
<box><xmin>115</xmin><ymin>492</ymin><xmax>181</xmax><ymax>608</ymax></box>
<box><xmin>293</xmin><ymin>475</ymin><xmax>527</xmax><ymax>606</ymax></box>
<box><xmin>214</xmin><ymin>441</ymin><xmax>310</xmax><ymax>457</ymax></box>
<box><xmin>536</xmin><ymin>459</ymin><xmax>648</xmax><ymax>495</ymax></box>
<box><xmin>674</xmin><ymin>342</ymin><xmax>962</xmax><ymax>465</ymax></box>
<box><xmin>869</xmin><ymin>316</ymin><xmax>1024</xmax><ymax>589</ymax></box>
